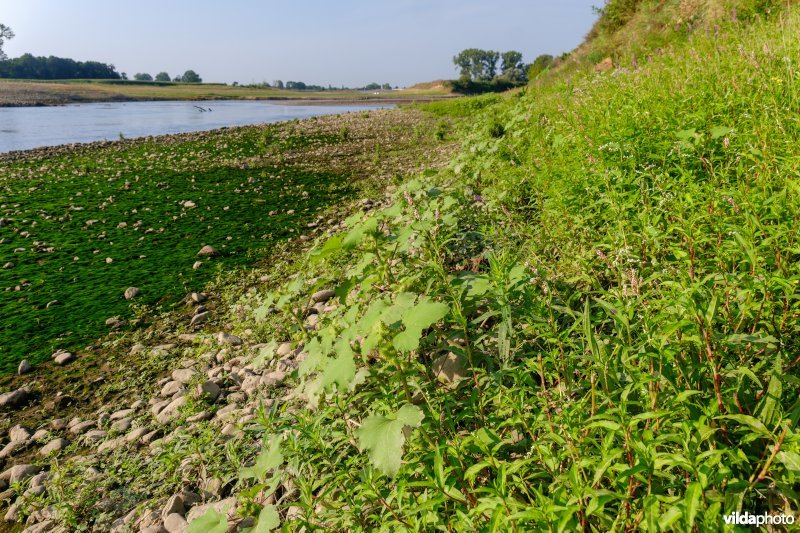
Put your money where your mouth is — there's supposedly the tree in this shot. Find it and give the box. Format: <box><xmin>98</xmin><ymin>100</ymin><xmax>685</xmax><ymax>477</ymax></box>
<box><xmin>154</xmin><ymin>71</ymin><xmax>171</xmax><ymax>82</ymax></box>
<box><xmin>121</xmin><ymin>72</ymin><xmax>128</xmax><ymax>80</ymax></box>
<box><xmin>273</xmin><ymin>80</ymin><xmax>284</xmax><ymax>89</ymax></box>
<box><xmin>452</xmin><ymin>48</ymin><xmax>500</xmax><ymax>82</ymax></box>
<box><xmin>0</xmin><ymin>24</ymin><xmax>14</xmax><ymax>61</ymax></box>
<box><xmin>181</xmin><ymin>70</ymin><xmax>202</xmax><ymax>83</ymax></box>
<box><xmin>381</xmin><ymin>83</ymin><xmax>392</xmax><ymax>90</ymax></box>
<box><xmin>133</xmin><ymin>72</ymin><xmax>153</xmax><ymax>81</ymax></box>
<box><xmin>500</xmin><ymin>51</ymin><xmax>526</xmax><ymax>82</ymax></box>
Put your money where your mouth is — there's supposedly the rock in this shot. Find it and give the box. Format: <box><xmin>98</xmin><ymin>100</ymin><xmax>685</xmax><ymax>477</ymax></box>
<box><xmin>125</xmin><ymin>427</ymin><xmax>149</xmax><ymax>443</ymax></box>
<box><xmin>196</xmin><ymin>381</ymin><xmax>220</xmax><ymax>402</ymax></box>
<box><xmin>432</xmin><ymin>353</ymin><xmax>468</xmax><ymax>384</ymax></box>
<box><xmin>140</xmin><ymin>526</ymin><xmax>168</xmax><ymax>533</ymax></box>
<box><xmin>111</xmin><ymin>418</ymin><xmax>133</xmax><ymax>432</ymax></box>
<box><xmin>21</xmin><ymin>520</ymin><xmax>54</xmax><ymax>532</ymax></box>
<box><xmin>30</xmin><ymin>429</ymin><xmax>48</xmax><ymax>441</ymax></box>
<box><xmin>97</xmin><ymin>437</ymin><xmax>125</xmax><ymax>453</ymax></box>
<box><xmin>185</xmin><ymin>497</ymin><xmax>236</xmax><ymax>523</ymax></box>
<box><xmin>131</xmin><ymin>400</ymin><xmax>146</xmax><ymax>410</ymax></box>
<box><xmin>110</xmin><ymin>408</ymin><xmax>135</xmax><ymax>421</ymax></box>
<box><xmin>45</xmin><ymin>300</ymin><xmax>60</xmax><ymax>308</ymax></box>
<box><xmin>192</xmin><ymin>261</ymin><xmax>203</xmax><ymax>270</ymax></box>
<box><xmin>190</xmin><ymin>292</ymin><xmax>206</xmax><ymax>304</ymax></box>
<box><xmin>151</xmin><ymin>398</ymin><xmax>172</xmax><ymax>416</ymax></box>
<box><xmin>0</xmin><ymin>441</ymin><xmax>23</xmax><ymax>460</ymax></box>
<box><xmin>9</xmin><ymin>424</ymin><xmax>32</xmax><ymax>443</ymax></box>
<box><xmin>164</xmin><ymin>512</ymin><xmax>188</xmax><ymax>532</ymax></box>
<box><xmin>83</xmin><ymin>429</ymin><xmax>106</xmax><ymax>444</ymax></box>
<box><xmin>161</xmin><ymin>381</ymin><xmax>185</xmax><ymax>397</ymax></box>
<box><xmin>215</xmin><ymin>332</ymin><xmax>242</xmax><ymax>346</ymax></box>
<box><xmin>261</xmin><ymin>370</ymin><xmax>287</xmax><ymax>387</ymax></box>
<box><xmin>156</xmin><ymin>396</ymin><xmax>188</xmax><ymax>424</ymax></box>
<box><xmin>4</xmin><ymin>502</ymin><xmax>21</xmax><ymax>522</ymax></box>
<box><xmin>0</xmin><ymin>387</ymin><xmax>30</xmax><ymax>408</ymax></box>
<box><xmin>17</xmin><ymin>359</ymin><xmax>31</xmax><ymax>375</ymax></box>
<box><xmin>186</xmin><ymin>411</ymin><xmax>212</xmax><ymax>423</ymax></box>
<box><xmin>276</xmin><ymin>342</ymin><xmax>293</xmax><ymax>357</ymax></box>
<box><xmin>177</xmin><ymin>333</ymin><xmax>198</xmax><ymax>344</ymax></box>
<box><xmin>193</xmin><ymin>305</ymin><xmax>207</xmax><ymax>315</ymax></box>
<box><xmin>129</xmin><ymin>343</ymin><xmax>146</xmax><ymax>355</ymax></box>
<box><xmin>0</xmin><ymin>489</ymin><xmax>14</xmax><ymax>503</ymax></box>
<box><xmin>141</xmin><ymin>430</ymin><xmax>161</xmax><ymax>445</ymax></box>
<box><xmin>2</xmin><ymin>262</ymin><xmax>14</xmax><ymax>269</ymax></box>
<box><xmin>172</xmin><ymin>369</ymin><xmax>198</xmax><ymax>384</ymax></box>
<box><xmin>53</xmin><ymin>351</ymin><xmax>75</xmax><ymax>365</ymax></box>
<box><xmin>190</xmin><ymin>312</ymin><xmax>210</xmax><ymax>326</ymax></box>
<box><xmin>215</xmin><ymin>404</ymin><xmax>239</xmax><ymax>421</ymax></box>
<box><xmin>0</xmin><ymin>464</ymin><xmax>42</xmax><ymax>484</ymax></box>
<box><xmin>162</xmin><ymin>493</ymin><xmax>185</xmax><ymax>519</ymax></box>
<box><xmin>51</xmin><ymin>419</ymin><xmax>67</xmax><ymax>431</ymax></box>
<box><xmin>197</xmin><ymin>245</ymin><xmax>219</xmax><ymax>257</ymax></box>
<box><xmin>311</xmin><ymin>289</ymin><xmax>336</xmax><ymax>303</ymax></box>
<box><xmin>39</xmin><ymin>438</ymin><xmax>69</xmax><ymax>456</ymax></box>
<box><xmin>124</xmin><ymin>287</ymin><xmax>141</xmax><ymax>300</ymax></box>
<box><xmin>305</xmin><ymin>314</ymin><xmax>320</xmax><ymax>329</ymax></box>
<box><xmin>69</xmin><ymin>420</ymin><xmax>96</xmax><ymax>435</ymax></box>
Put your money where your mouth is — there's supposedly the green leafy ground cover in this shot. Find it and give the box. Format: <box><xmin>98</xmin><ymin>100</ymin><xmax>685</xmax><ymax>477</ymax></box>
<box><xmin>195</xmin><ymin>3</ymin><xmax>798</xmax><ymax>530</ymax></box>
<box><xmin>3</xmin><ymin>1</ymin><xmax>800</xmax><ymax>531</ymax></box>
<box><xmin>0</xmin><ymin>110</ymin><xmax>445</xmax><ymax>373</ymax></box>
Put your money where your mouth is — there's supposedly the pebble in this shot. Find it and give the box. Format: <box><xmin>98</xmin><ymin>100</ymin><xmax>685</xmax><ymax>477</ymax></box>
<box><xmin>0</xmin><ymin>387</ymin><xmax>30</xmax><ymax>408</ymax></box>
<box><xmin>17</xmin><ymin>359</ymin><xmax>31</xmax><ymax>375</ymax></box>
<box><xmin>124</xmin><ymin>287</ymin><xmax>141</xmax><ymax>300</ymax></box>
<box><xmin>311</xmin><ymin>289</ymin><xmax>336</xmax><ymax>303</ymax></box>
<box><xmin>111</xmin><ymin>418</ymin><xmax>133</xmax><ymax>432</ymax></box>
<box><xmin>196</xmin><ymin>381</ymin><xmax>220</xmax><ymax>402</ymax></box>
<box><xmin>190</xmin><ymin>311</ymin><xmax>210</xmax><ymax>326</ymax></box>
<box><xmin>172</xmin><ymin>369</ymin><xmax>198</xmax><ymax>384</ymax></box>
<box><xmin>161</xmin><ymin>381</ymin><xmax>185</xmax><ymax>397</ymax></box>
<box><xmin>69</xmin><ymin>420</ymin><xmax>96</xmax><ymax>435</ymax></box>
<box><xmin>197</xmin><ymin>245</ymin><xmax>219</xmax><ymax>257</ymax></box>
<box><xmin>190</xmin><ymin>292</ymin><xmax>206</xmax><ymax>304</ymax></box>
<box><xmin>216</xmin><ymin>332</ymin><xmax>242</xmax><ymax>346</ymax></box>
<box><xmin>192</xmin><ymin>261</ymin><xmax>203</xmax><ymax>270</ymax></box>
<box><xmin>83</xmin><ymin>429</ymin><xmax>107</xmax><ymax>444</ymax></box>
<box><xmin>164</xmin><ymin>512</ymin><xmax>189</xmax><ymax>532</ymax></box>
<box><xmin>125</xmin><ymin>427</ymin><xmax>149</xmax><ymax>443</ymax></box>
<box><xmin>39</xmin><ymin>438</ymin><xmax>69</xmax><ymax>456</ymax></box>
<box><xmin>9</xmin><ymin>424</ymin><xmax>32</xmax><ymax>443</ymax></box>
<box><xmin>156</xmin><ymin>396</ymin><xmax>188</xmax><ymax>424</ymax></box>
<box><xmin>53</xmin><ymin>351</ymin><xmax>75</xmax><ymax>365</ymax></box>
<box><xmin>0</xmin><ymin>464</ymin><xmax>42</xmax><ymax>485</ymax></box>
<box><xmin>110</xmin><ymin>408</ymin><xmax>135</xmax><ymax>421</ymax></box>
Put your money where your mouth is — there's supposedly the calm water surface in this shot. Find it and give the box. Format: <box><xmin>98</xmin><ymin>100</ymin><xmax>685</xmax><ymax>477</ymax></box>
<box><xmin>0</xmin><ymin>100</ymin><xmax>394</xmax><ymax>153</ymax></box>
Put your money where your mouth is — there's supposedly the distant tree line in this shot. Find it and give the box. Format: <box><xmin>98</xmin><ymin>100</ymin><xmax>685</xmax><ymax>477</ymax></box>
<box><xmin>0</xmin><ymin>53</ymin><xmax>120</xmax><ymax>79</ymax></box>
<box><xmin>240</xmin><ymin>80</ymin><xmax>395</xmax><ymax>91</ymax></box>
<box><xmin>132</xmin><ymin>70</ymin><xmax>202</xmax><ymax>83</ymax></box>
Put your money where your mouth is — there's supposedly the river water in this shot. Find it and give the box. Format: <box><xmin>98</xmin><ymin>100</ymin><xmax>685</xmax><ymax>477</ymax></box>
<box><xmin>0</xmin><ymin>100</ymin><xmax>394</xmax><ymax>153</ymax></box>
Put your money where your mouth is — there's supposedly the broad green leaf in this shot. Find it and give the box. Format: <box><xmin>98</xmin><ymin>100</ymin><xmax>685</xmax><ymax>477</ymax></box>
<box><xmin>392</xmin><ymin>297</ymin><xmax>450</xmax><ymax>352</ymax></box>
<box><xmin>240</xmin><ymin>435</ymin><xmax>283</xmax><ymax>481</ymax></box>
<box><xmin>187</xmin><ymin>507</ymin><xmax>228</xmax><ymax>533</ymax></box>
<box><xmin>320</xmin><ymin>339</ymin><xmax>357</xmax><ymax>390</ymax></box>
<box><xmin>253</xmin><ymin>504</ymin><xmax>281</xmax><ymax>532</ymax></box>
<box><xmin>355</xmin><ymin>404</ymin><xmax>424</xmax><ymax>477</ymax></box>
<box><xmin>310</xmin><ymin>235</ymin><xmax>343</xmax><ymax>262</ymax></box>
<box><xmin>710</xmin><ymin>125</ymin><xmax>732</xmax><ymax>139</ymax></box>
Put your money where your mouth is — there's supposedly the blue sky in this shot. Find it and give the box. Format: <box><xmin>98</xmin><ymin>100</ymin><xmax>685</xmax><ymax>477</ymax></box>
<box><xmin>0</xmin><ymin>0</ymin><xmax>599</xmax><ymax>86</ymax></box>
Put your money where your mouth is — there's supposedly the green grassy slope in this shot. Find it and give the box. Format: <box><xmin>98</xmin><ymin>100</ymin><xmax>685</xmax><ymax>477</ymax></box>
<box><xmin>221</xmin><ymin>1</ymin><xmax>799</xmax><ymax>530</ymax></box>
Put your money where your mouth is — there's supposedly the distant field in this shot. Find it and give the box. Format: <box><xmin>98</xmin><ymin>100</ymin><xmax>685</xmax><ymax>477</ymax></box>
<box><xmin>0</xmin><ymin>79</ymin><xmax>455</xmax><ymax>107</ymax></box>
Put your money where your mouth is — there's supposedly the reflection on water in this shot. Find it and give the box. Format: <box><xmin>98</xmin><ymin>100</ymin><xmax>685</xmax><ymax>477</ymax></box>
<box><xmin>0</xmin><ymin>100</ymin><xmax>393</xmax><ymax>153</ymax></box>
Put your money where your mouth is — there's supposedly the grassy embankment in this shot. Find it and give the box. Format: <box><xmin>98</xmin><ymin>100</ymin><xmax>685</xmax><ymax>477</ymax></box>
<box><xmin>0</xmin><ymin>79</ymin><xmax>454</xmax><ymax>107</ymax></box>
<box><xmin>1</xmin><ymin>0</ymin><xmax>799</xmax><ymax>531</ymax></box>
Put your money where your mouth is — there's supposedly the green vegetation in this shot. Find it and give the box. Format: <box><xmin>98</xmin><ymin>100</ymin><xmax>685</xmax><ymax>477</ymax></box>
<box><xmin>2</xmin><ymin>1</ymin><xmax>800</xmax><ymax>531</ymax></box>
<box><xmin>176</xmin><ymin>1</ymin><xmax>796</xmax><ymax>530</ymax></box>
<box><xmin>0</xmin><ymin>110</ymin><xmax>447</xmax><ymax>373</ymax></box>
<box><xmin>0</xmin><ymin>53</ymin><xmax>121</xmax><ymax>80</ymax></box>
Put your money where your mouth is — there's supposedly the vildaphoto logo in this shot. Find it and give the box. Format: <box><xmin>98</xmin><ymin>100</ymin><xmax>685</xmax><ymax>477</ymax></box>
<box><xmin>723</xmin><ymin>512</ymin><xmax>795</xmax><ymax>526</ymax></box>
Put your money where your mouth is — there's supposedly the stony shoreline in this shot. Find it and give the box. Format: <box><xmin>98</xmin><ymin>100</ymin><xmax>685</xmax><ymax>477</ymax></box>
<box><xmin>0</xmin><ymin>107</ymin><xmax>455</xmax><ymax>531</ymax></box>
